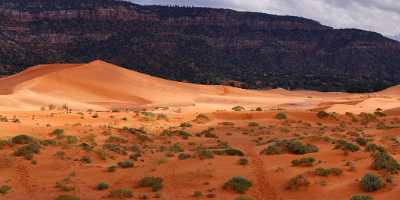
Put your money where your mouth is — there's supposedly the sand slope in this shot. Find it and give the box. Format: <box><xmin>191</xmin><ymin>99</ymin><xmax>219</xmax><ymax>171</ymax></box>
<box><xmin>0</xmin><ymin>60</ymin><xmax>314</xmax><ymax>111</ymax></box>
<box><xmin>0</xmin><ymin>60</ymin><xmax>399</xmax><ymax>113</ymax></box>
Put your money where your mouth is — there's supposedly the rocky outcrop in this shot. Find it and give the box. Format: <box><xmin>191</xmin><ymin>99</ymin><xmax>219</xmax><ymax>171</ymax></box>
<box><xmin>0</xmin><ymin>0</ymin><xmax>399</xmax><ymax>92</ymax></box>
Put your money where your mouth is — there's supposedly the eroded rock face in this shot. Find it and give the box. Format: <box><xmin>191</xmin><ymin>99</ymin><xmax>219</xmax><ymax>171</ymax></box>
<box><xmin>1</xmin><ymin>0</ymin><xmax>400</xmax><ymax>92</ymax></box>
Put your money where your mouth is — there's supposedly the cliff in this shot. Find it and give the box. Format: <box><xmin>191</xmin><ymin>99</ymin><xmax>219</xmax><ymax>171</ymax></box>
<box><xmin>1</xmin><ymin>0</ymin><xmax>399</xmax><ymax>92</ymax></box>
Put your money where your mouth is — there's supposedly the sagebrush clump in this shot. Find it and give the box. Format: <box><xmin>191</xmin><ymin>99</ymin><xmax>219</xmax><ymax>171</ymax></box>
<box><xmin>223</xmin><ymin>176</ymin><xmax>252</xmax><ymax>193</ymax></box>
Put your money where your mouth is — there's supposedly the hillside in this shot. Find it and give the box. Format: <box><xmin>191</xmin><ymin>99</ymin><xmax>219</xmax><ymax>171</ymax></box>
<box><xmin>1</xmin><ymin>0</ymin><xmax>400</xmax><ymax>92</ymax></box>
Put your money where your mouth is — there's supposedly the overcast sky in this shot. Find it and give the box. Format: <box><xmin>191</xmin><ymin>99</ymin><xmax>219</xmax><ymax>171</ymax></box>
<box><xmin>131</xmin><ymin>0</ymin><xmax>400</xmax><ymax>37</ymax></box>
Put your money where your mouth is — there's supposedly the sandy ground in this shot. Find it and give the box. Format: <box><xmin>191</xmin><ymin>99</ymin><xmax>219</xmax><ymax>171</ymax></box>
<box><xmin>0</xmin><ymin>61</ymin><xmax>399</xmax><ymax>200</ymax></box>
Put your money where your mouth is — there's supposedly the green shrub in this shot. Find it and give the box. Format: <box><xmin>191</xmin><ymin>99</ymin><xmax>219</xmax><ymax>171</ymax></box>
<box><xmin>217</xmin><ymin>148</ymin><xmax>244</xmax><ymax>156</ymax></box>
<box><xmin>96</xmin><ymin>182</ymin><xmax>109</xmax><ymax>190</ymax></box>
<box><xmin>55</xmin><ymin>195</ymin><xmax>80</xmax><ymax>200</ymax></box>
<box><xmin>334</xmin><ymin>140</ymin><xmax>359</xmax><ymax>152</ymax></box>
<box><xmin>80</xmin><ymin>156</ymin><xmax>91</xmax><ymax>164</ymax></box>
<box><xmin>137</xmin><ymin>177</ymin><xmax>163</xmax><ymax>192</ymax></box>
<box><xmin>235</xmin><ymin>196</ymin><xmax>254</xmax><ymax>200</ymax></box>
<box><xmin>260</xmin><ymin>140</ymin><xmax>318</xmax><ymax>155</ymax></box>
<box><xmin>248</xmin><ymin>122</ymin><xmax>259</xmax><ymax>127</ymax></box>
<box><xmin>14</xmin><ymin>143</ymin><xmax>41</xmax><ymax>160</ymax></box>
<box><xmin>238</xmin><ymin>158</ymin><xmax>249</xmax><ymax>166</ymax></box>
<box><xmin>275</xmin><ymin>112</ymin><xmax>287</xmax><ymax>120</ymax></box>
<box><xmin>103</xmin><ymin>143</ymin><xmax>127</xmax><ymax>155</ymax></box>
<box><xmin>371</xmin><ymin>151</ymin><xmax>399</xmax><ymax>173</ymax></box>
<box><xmin>317</xmin><ymin>111</ymin><xmax>330</xmax><ymax>119</ymax></box>
<box><xmin>355</xmin><ymin>138</ymin><xmax>368</xmax><ymax>146</ymax></box>
<box><xmin>365</xmin><ymin>144</ymin><xmax>385</xmax><ymax>153</ymax></box>
<box><xmin>286</xmin><ymin>140</ymin><xmax>318</xmax><ymax>154</ymax></box>
<box><xmin>223</xmin><ymin>176</ymin><xmax>252</xmax><ymax>193</ymax></box>
<box><xmin>50</xmin><ymin>129</ymin><xmax>65</xmax><ymax>138</ymax></box>
<box><xmin>350</xmin><ymin>195</ymin><xmax>373</xmax><ymax>200</ymax></box>
<box><xmin>192</xmin><ymin>191</ymin><xmax>202</xmax><ymax>197</ymax></box>
<box><xmin>286</xmin><ymin>174</ymin><xmax>309</xmax><ymax>190</ymax></box>
<box><xmin>0</xmin><ymin>185</ymin><xmax>11</xmax><ymax>194</ymax></box>
<box><xmin>260</xmin><ymin>145</ymin><xmax>284</xmax><ymax>155</ymax></box>
<box><xmin>232</xmin><ymin>106</ymin><xmax>245</xmax><ymax>111</ymax></box>
<box><xmin>178</xmin><ymin>153</ymin><xmax>191</xmax><ymax>160</ymax></box>
<box><xmin>360</xmin><ymin>173</ymin><xmax>383</xmax><ymax>192</ymax></box>
<box><xmin>291</xmin><ymin>157</ymin><xmax>315</xmax><ymax>166</ymax></box>
<box><xmin>180</xmin><ymin>122</ymin><xmax>192</xmax><ymax>128</ymax></box>
<box><xmin>109</xmin><ymin>189</ymin><xmax>133</xmax><ymax>198</ymax></box>
<box><xmin>118</xmin><ymin>160</ymin><xmax>134</xmax><ymax>168</ymax></box>
<box><xmin>194</xmin><ymin>114</ymin><xmax>210</xmax><ymax>123</ymax></box>
<box><xmin>11</xmin><ymin>135</ymin><xmax>34</xmax><ymax>144</ymax></box>
<box><xmin>196</xmin><ymin>149</ymin><xmax>214</xmax><ymax>160</ymax></box>
<box><xmin>314</xmin><ymin>168</ymin><xmax>343</xmax><ymax>176</ymax></box>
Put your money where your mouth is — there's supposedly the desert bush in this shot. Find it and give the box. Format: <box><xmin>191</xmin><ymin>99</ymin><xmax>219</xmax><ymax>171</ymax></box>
<box><xmin>194</xmin><ymin>114</ymin><xmax>210</xmax><ymax>123</ymax></box>
<box><xmin>365</xmin><ymin>144</ymin><xmax>385</xmax><ymax>153</ymax></box>
<box><xmin>196</xmin><ymin>128</ymin><xmax>217</xmax><ymax>138</ymax></box>
<box><xmin>55</xmin><ymin>195</ymin><xmax>80</xmax><ymax>200</ymax></box>
<box><xmin>223</xmin><ymin>176</ymin><xmax>252</xmax><ymax>193</ymax></box>
<box><xmin>350</xmin><ymin>195</ymin><xmax>373</xmax><ymax>200</ymax></box>
<box><xmin>248</xmin><ymin>122</ymin><xmax>259</xmax><ymax>127</ymax></box>
<box><xmin>238</xmin><ymin>158</ymin><xmax>249</xmax><ymax>166</ymax></box>
<box><xmin>118</xmin><ymin>160</ymin><xmax>134</xmax><ymax>168</ymax></box>
<box><xmin>80</xmin><ymin>156</ymin><xmax>91</xmax><ymax>164</ymax></box>
<box><xmin>355</xmin><ymin>137</ymin><xmax>368</xmax><ymax>146</ymax></box>
<box><xmin>360</xmin><ymin>173</ymin><xmax>383</xmax><ymax>192</ymax></box>
<box><xmin>371</xmin><ymin>151</ymin><xmax>399</xmax><ymax>173</ymax></box>
<box><xmin>50</xmin><ymin>129</ymin><xmax>65</xmax><ymax>138</ymax></box>
<box><xmin>160</xmin><ymin>143</ymin><xmax>183</xmax><ymax>153</ymax></box>
<box><xmin>275</xmin><ymin>112</ymin><xmax>287</xmax><ymax>120</ymax></box>
<box><xmin>235</xmin><ymin>196</ymin><xmax>254</xmax><ymax>200</ymax></box>
<box><xmin>55</xmin><ymin>181</ymin><xmax>75</xmax><ymax>192</ymax></box>
<box><xmin>317</xmin><ymin>111</ymin><xmax>330</xmax><ymax>119</ymax></box>
<box><xmin>14</xmin><ymin>143</ymin><xmax>41</xmax><ymax>160</ymax></box>
<box><xmin>178</xmin><ymin>153</ymin><xmax>191</xmax><ymax>160</ymax></box>
<box><xmin>260</xmin><ymin>140</ymin><xmax>318</xmax><ymax>155</ymax></box>
<box><xmin>103</xmin><ymin>143</ymin><xmax>127</xmax><ymax>155</ymax></box>
<box><xmin>195</xmin><ymin>149</ymin><xmax>214</xmax><ymax>160</ymax></box>
<box><xmin>0</xmin><ymin>185</ymin><xmax>11</xmax><ymax>194</ymax></box>
<box><xmin>161</xmin><ymin>130</ymin><xmax>191</xmax><ymax>139</ymax></box>
<box><xmin>107</xmin><ymin>165</ymin><xmax>117</xmax><ymax>172</ymax></box>
<box><xmin>286</xmin><ymin>174</ymin><xmax>309</xmax><ymax>190</ymax></box>
<box><xmin>314</xmin><ymin>168</ymin><xmax>343</xmax><ymax>176</ymax></box>
<box><xmin>129</xmin><ymin>152</ymin><xmax>142</xmax><ymax>161</ymax></box>
<box><xmin>291</xmin><ymin>157</ymin><xmax>315</xmax><ymax>167</ymax></box>
<box><xmin>192</xmin><ymin>191</ymin><xmax>203</xmax><ymax>197</ymax></box>
<box><xmin>109</xmin><ymin>189</ymin><xmax>133</xmax><ymax>198</ymax></box>
<box><xmin>96</xmin><ymin>182</ymin><xmax>109</xmax><ymax>190</ymax></box>
<box><xmin>11</xmin><ymin>135</ymin><xmax>34</xmax><ymax>144</ymax></box>
<box><xmin>334</xmin><ymin>140</ymin><xmax>360</xmax><ymax>152</ymax></box>
<box><xmin>180</xmin><ymin>122</ymin><xmax>192</xmax><ymax>128</ymax></box>
<box><xmin>215</xmin><ymin>148</ymin><xmax>244</xmax><ymax>156</ymax></box>
<box><xmin>137</xmin><ymin>177</ymin><xmax>163</xmax><ymax>192</ymax></box>
<box><xmin>232</xmin><ymin>106</ymin><xmax>245</xmax><ymax>111</ymax></box>
<box><xmin>287</xmin><ymin>140</ymin><xmax>318</xmax><ymax>154</ymax></box>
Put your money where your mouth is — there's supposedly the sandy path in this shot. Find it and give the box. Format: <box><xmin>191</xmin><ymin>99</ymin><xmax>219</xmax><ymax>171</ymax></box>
<box><xmin>15</xmin><ymin>163</ymin><xmax>37</xmax><ymax>199</ymax></box>
<box><xmin>223</xmin><ymin>131</ymin><xmax>279</xmax><ymax>200</ymax></box>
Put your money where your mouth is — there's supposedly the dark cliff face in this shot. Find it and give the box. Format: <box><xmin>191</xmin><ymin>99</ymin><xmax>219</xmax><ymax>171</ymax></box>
<box><xmin>1</xmin><ymin>0</ymin><xmax>400</xmax><ymax>92</ymax></box>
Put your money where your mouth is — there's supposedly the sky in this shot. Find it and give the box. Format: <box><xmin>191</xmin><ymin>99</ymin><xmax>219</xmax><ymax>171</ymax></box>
<box><xmin>131</xmin><ymin>0</ymin><xmax>400</xmax><ymax>37</ymax></box>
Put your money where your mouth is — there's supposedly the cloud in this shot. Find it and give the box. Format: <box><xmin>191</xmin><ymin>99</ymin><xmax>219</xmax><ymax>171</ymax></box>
<box><xmin>131</xmin><ymin>0</ymin><xmax>400</xmax><ymax>36</ymax></box>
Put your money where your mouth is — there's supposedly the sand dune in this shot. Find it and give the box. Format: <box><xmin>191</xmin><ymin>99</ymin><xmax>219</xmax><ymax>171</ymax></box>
<box><xmin>0</xmin><ymin>60</ymin><xmax>399</xmax><ymax>113</ymax></box>
<box><xmin>0</xmin><ymin>60</ymin><xmax>313</xmax><ymax>111</ymax></box>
